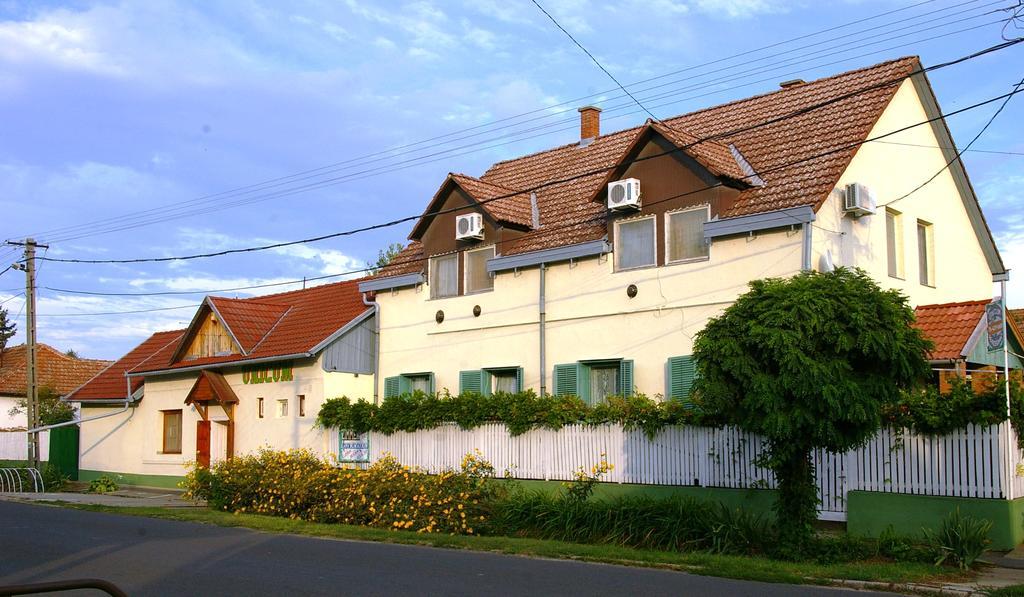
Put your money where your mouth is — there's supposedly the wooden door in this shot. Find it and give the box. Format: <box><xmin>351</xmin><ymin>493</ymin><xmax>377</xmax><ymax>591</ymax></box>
<box><xmin>196</xmin><ymin>420</ymin><xmax>211</xmax><ymax>468</ymax></box>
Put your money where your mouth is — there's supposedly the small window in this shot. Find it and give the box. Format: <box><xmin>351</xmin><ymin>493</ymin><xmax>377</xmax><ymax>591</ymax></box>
<box><xmin>491</xmin><ymin>369</ymin><xmax>519</xmax><ymax>394</ymax></box>
<box><xmin>276</xmin><ymin>399</ymin><xmax>288</xmax><ymax>418</ymax></box>
<box><xmin>430</xmin><ymin>253</ymin><xmax>458</xmax><ymax>299</ymax></box>
<box><xmin>298</xmin><ymin>395</ymin><xmax>306</xmax><ymax>417</ymax></box>
<box><xmin>162</xmin><ymin>410</ymin><xmax>182</xmax><ymax>454</ymax></box>
<box><xmin>589</xmin><ymin>364</ymin><xmax>620</xmax><ymax>402</ymax></box>
<box><xmin>886</xmin><ymin>208</ymin><xmax>904</xmax><ymax>279</ymax></box>
<box><xmin>917</xmin><ymin>220</ymin><xmax>934</xmax><ymax>286</ymax></box>
<box><xmin>407</xmin><ymin>374</ymin><xmax>432</xmax><ymax>394</ymax></box>
<box><xmin>258</xmin><ymin>397</ymin><xmax>264</xmax><ymax>419</ymax></box>
<box><xmin>615</xmin><ymin>216</ymin><xmax>656</xmax><ymax>270</ymax></box>
<box><xmin>465</xmin><ymin>246</ymin><xmax>495</xmax><ymax>294</ymax></box>
<box><xmin>666</xmin><ymin>207</ymin><xmax>709</xmax><ymax>263</ymax></box>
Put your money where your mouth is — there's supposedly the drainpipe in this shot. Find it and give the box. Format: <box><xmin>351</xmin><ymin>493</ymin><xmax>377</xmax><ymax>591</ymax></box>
<box><xmin>539</xmin><ymin>263</ymin><xmax>547</xmax><ymax>396</ymax></box>
<box><xmin>29</xmin><ymin>377</ymin><xmax>136</xmax><ymax>433</ymax></box>
<box><xmin>362</xmin><ymin>292</ymin><xmax>380</xmax><ymax>402</ymax></box>
<box><xmin>801</xmin><ymin>223</ymin><xmax>813</xmax><ymax>271</ymax></box>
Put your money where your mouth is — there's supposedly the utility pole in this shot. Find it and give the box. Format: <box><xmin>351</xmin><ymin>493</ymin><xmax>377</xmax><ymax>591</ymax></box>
<box><xmin>8</xmin><ymin>238</ymin><xmax>46</xmax><ymax>469</ymax></box>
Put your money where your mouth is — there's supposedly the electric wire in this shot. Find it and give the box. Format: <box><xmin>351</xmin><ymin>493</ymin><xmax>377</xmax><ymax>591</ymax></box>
<box><xmin>34</xmin><ymin>76</ymin><xmax>1023</xmax><ymax>314</ymax></box>
<box><xmin>16</xmin><ymin>0</ymin><xmax>1007</xmax><ymax>245</ymax></box>
<box><xmin>36</xmin><ymin>38</ymin><xmax>1024</xmax><ymax>266</ymax></box>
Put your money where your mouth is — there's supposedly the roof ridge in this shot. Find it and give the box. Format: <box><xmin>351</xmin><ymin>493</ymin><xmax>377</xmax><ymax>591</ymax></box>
<box><xmin>451</xmin><ymin>172</ymin><xmax>517</xmax><ymax>191</ymax></box>
<box><xmin>915</xmin><ymin>299</ymin><xmax>991</xmax><ymax>310</ymax></box>
<box><xmin>237</xmin><ymin>277</ymin><xmax>365</xmax><ymax>302</ymax></box>
<box><xmin>483</xmin><ymin>56</ymin><xmax>918</xmax><ymax>176</ymax></box>
<box><xmin>210</xmin><ymin>296</ymin><xmax>290</xmax><ymax>308</ymax></box>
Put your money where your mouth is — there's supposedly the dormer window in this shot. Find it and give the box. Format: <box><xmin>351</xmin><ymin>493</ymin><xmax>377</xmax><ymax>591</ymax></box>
<box><xmin>615</xmin><ymin>216</ymin><xmax>656</xmax><ymax>271</ymax></box>
<box><xmin>430</xmin><ymin>253</ymin><xmax>458</xmax><ymax>299</ymax></box>
<box><xmin>465</xmin><ymin>246</ymin><xmax>495</xmax><ymax>294</ymax></box>
<box><xmin>666</xmin><ymin>206</ymin><xmax>710</xmax><ymax>263</ymax></box>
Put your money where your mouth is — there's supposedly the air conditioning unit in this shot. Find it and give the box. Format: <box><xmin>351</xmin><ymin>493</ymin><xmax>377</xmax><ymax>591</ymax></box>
<box><xmin>607</xmin><ymin>178</ymin><xmax>641</xmax><ymax>211</ymax></box>
<box><xmin>843</xmin><ymin>183</ymin><xmax>876</xmax><ymax>217</ymax></box>
<box><xmin>455</xmin><ymin>213</ymin><xmax>484</xmax><ymax>241</ymax></box>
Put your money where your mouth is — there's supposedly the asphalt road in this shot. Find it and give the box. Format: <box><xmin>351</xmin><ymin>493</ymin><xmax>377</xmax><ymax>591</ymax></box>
<box><xmin>0</xmin><ymin>501</ymin><xmax>886</xmax><ymax>597</ymax></box>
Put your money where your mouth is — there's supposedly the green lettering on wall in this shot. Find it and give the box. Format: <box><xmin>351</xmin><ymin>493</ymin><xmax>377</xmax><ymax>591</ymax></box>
<box><xmin>240</xmin><ymin>362</ymin><xmax>294</xmax><ymax>385</ymax></box>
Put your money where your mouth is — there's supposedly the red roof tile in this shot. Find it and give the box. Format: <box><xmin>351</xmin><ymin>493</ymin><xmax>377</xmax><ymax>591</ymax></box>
<box><xmin>208</xmin><ymin>297</ymin><xmax>290</xmax><ymax>353</ymax></box>
<box><xmin>0</xmin><ymin>344</ymin><xmax>111</xmax><ymax>397</ymax></box>
<box><xmin>912</xmin><ymin>300</ymin><xmax>990</xmax><ymax>360</ymax></box>
<box><xmin>134</xmin><ymin>278</ymin><xmax>370</xmax><ymax>373</ymax></box>
<box><xmin>450</xmin><ymin>173</ymin><xmax>533</xmax><ymax>229</ymax></box>
<box><xmin>378</xmin><ymin>56</ymin><xmax>918</xmax><ymax>277</ymax></box>
<box><xmin>66</xmin><ymin>331</ymin><xmax>183</xmax><ymax>401</ymax></box>
<box><xmin>1012</xmin><ymin>309</ymin><xmax>1023</xmax><ymax>331</ymax></box>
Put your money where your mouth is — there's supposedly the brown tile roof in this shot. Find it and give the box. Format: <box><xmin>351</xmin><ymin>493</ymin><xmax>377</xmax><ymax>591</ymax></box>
<box><xmin>912</xmin><ymin>300</ymin><xmax>990</xmax><ymax>360</ymax></box>
<box><xmin>66</xmin><ymin>331</ymin><xmax>183</xmax><ymax>401</ymax></box>
<box><xmin>450</xmin><ymin>174</ymin><xmax>534</xmax><ymax>229</ymax></box>
<box><xmin>378</xmin><ymin>56</ymin><xmax>919</xmax><ymax>277</ymax></box>
<box><xmin>134</xmin><ymin>278</ymin><xmax>371</xmax><ymax>374</ymax></box>
<box><xmin>1012</xmin><ymin>309</ymin><xmax>1024</xmax><ymax>331</ymax></box>
<box><xmin>0</xmin><ymin>344</ymin><xmax>111</xmax><ymax>398</ymax></box>
<box><xmin>208</xmin><ymin>297</ymin><xmax>290</xmax><ymax>353</ymax></box>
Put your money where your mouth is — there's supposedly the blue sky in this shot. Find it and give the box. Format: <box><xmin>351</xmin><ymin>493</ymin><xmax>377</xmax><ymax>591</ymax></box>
<box><xmin>1</xmin><ymin>0</ymin><xmax>1022</xmax><ymax>360</ymax></box>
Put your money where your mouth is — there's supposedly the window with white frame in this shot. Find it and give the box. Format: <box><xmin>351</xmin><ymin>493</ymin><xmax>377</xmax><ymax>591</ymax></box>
<box><xmin>490</xmin><ymin>369</ymin><xmax>519</xmax><ymax>394</ymax></box>
<box><xmin>465</xmin><ymin>245</ymin><xmax>495</xmax><ymax>294</ymax></box>
<box><xmin>886</xmin><ymin>208</ymin><xmax>904</xmax><ymax>279</ymax></box>
<box><xmin>429</xmin><ymin>253</ymin><xmax>458</xmax><ymax>299</ymax></box>
<box><xmin>917</xmin><ymin>220</ymin><xmax>934</xmax><ymax>286</ymax></box>
<box><xmin>666</xmin><ymin>206</ymin><xmax>709</xmax><ymax>263</ymax></box>
<box><xmin>408</xmin><ymin>374</ymin><xmax>432</xmax><ymax>394</ymax></box>
<box><xmin>276</xmin><ymin>398</ymin><xmax>289</xmax><ymax>418</ymax></box>
<box><xmin>615</xmin><ymin>216</ymin><xmax>656</xmax><ymax>270</ymax></box>
<box><xmin>589</xmin><ymin>363</ymin><xmax>621</xmax><ymax>402</ymax></box>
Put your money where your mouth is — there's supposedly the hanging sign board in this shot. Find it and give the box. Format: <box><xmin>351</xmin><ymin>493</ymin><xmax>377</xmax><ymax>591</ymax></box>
<box><xmin>340</xmin><ymin>430</ymin><xmax>370</xmax><ymax>463</ymax></box>
<box><xmin>986</xmin><ymin>298</ymin><xmax>1005</xmax><ymax>351</ymax></box>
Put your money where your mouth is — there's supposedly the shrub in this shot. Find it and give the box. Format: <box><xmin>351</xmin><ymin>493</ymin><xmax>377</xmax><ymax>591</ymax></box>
<box><xmin>923</xmin><ymin>508</ymin><xmax>992</xmax><ymax>570</ymax></box>
<box><xmin>182</xmin><ymin>448</ymin><xmax>504</xmax><ymax>535</ymax></box>
<box><xmin>41</xmin><ymin>463</ymin><xmax>69</xmax><ymax>492</ymax></box>
<box><xmin>88</xmin><ymin>475</ymin><xmax>118</xmax><ymax>494</ymax></box>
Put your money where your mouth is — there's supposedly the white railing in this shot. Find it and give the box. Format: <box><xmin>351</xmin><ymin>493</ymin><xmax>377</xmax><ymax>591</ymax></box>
<box><xmin>330</xmin><ymin>422</ymin><xmax>1018</xmax><ymax>520</ymax></box>
<box><xmin>0</xmin><ymin>431</ymin><xmax>50</xmax><ymax>462</ymax></box>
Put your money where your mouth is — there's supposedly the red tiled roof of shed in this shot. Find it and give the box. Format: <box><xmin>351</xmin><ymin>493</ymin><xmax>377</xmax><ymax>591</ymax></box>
<box><xmin>66</xmin><ymin>330</ymin><xmax>184</xmax><ymax>401</ymax></box>
<box><xmin>912</xmin><ymin>300</ymin><xmax>990</xmax><ymax>360</ymax></box>
<box><xmin>0</xmin><ymin>344</ymin><xmax>111</xmax><ymax>397</ymax></box>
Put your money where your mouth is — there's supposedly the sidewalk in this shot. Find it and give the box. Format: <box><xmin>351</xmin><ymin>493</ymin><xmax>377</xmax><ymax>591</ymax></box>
<box><xmin>0</xmin><ymin>486</ymin><xmax>198</xmax><ymax>508</ymax></box>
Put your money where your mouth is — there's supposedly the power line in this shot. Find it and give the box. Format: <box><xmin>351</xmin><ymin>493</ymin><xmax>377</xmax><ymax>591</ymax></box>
<box><xmin>36</xmin><ymin>303</ymin><xmax>199</xmax><ymax>318</ymax></box>
<box><xmin>35</xmin><ymin>75</ymin><xmax>1023</xmax><ymax>310</ymax></box>
<box><xmin>36</xmin><ymin>38</ymin><xmax>1024</xmax><ymax>266</ymax></box>
<box><xmin>882</xmin><ymin>75</ymin><xmax>1024</xmax><ymax>208</ymax></box>
<box><xmin>530</xmin><ymin>0</ymin><xmax>660</xmax><ymax>121</ymax></box>
<box><xmin>873</xmin><ymin>140</ymin><xmax>1024</xmax><ymax>155</ymax></box>
<box><xmin>18</xmin><ymin>1</ymin><xmax>1006</xmax><ymax>245</ymax></box>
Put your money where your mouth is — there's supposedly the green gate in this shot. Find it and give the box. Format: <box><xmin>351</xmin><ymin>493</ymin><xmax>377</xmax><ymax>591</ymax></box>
<box><xmin>48</xmin><ymin>426</ymin><xmax>79</xmax><ymax>481</ymax></box>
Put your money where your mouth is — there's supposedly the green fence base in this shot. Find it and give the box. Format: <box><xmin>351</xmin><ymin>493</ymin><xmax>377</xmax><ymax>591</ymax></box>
<box><xmin>79</xmin><ymin>469</ymin><xmax>185</xmax><ymax>490</ymax></box>
<box><xmin>847</xmin><ymin>491</ymin><xmax>1024</xmax><ymax>550</ymax></box>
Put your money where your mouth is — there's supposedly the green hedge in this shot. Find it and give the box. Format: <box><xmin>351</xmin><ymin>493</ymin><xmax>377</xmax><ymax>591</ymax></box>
<box><xmin>317</xmin><ymin>391</ymin><xmax>718</xmax><ymax>438</ymax></box>
<box><xmin>318</xmin><ymin>380</ymin><xmax>1023</xmax><ymax>439</ymax></box>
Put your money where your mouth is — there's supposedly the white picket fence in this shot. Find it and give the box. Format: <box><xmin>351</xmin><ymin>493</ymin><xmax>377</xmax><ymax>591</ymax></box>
<box><xmin>0</xmin><ymin>431</ymin><xmax>50</xmax><ymax>462</ymax></box>
<box><xmin>331</xmin><ymin>422</ymin><xmax>1023</xmax><ymax>520</ymax></box>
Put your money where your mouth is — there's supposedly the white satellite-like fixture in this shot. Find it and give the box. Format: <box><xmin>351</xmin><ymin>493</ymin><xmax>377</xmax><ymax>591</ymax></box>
<box><xmin>843</xmin><ymin>182</ymin><xmax>876</xmax><ymax>217</ymax></box>
<box><xmin>607</xmin><ymin>178</ymin><xmax>641</xmax><ymax>211</ymax></box>
<box><xmin>455</xmin><ymin>213</ymin><xmax>484</xmax><ymax>241</ymax></box>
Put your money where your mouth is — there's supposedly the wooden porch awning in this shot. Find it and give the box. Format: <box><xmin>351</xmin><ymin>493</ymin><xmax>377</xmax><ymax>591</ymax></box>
<box><xmin>184</xmin><ymin>370</ymin><xmax>240</xmax><ymax>406</ymax></box>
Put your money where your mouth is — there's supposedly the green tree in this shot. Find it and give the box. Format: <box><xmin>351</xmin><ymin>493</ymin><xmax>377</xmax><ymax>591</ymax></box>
<box><xmin>366</xmin><ymin>243</ymin><xmax>405</xmax><ymax>276</ymax></box>
<box><xmin>0</xmin><ymin>307</ymin><xmax>15</xmax><ymax>365</ymax></box>
<box><xmin>64</xmin><ymin>348</ymin><xmax>80</xmax><ymax>359</ymax></box>
<box><xmin>9</xmin><ymin>385</ymin><xmax>75</xmax><ymax>426</ymax></box>
<box><xmin>692</xmin><ymin>268</ymin><xmax>931</xmax><ymax>548</ymax></box>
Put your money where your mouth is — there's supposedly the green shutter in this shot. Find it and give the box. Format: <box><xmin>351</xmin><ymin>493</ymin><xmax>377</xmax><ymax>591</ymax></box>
<box><xmin>398</xmin><ymin>375</ymin><xmax>412</xmax><ymax>396</ymax></box>
<box><xmin>459</xmin><ymin>370</ymin><xmax>485</xmax><ymax>395</ymax></box>
<box><xmin>384</xmin><ymin>376</ymin><xmax>401</xmax><ymax>398</ymax></box>
<box><xmin>577</xmin><ymin>363</ymin><xmax>592</xmax><ymax>404</ymax></box>
<box><xmin>426</xmin><ymin>372</ymin><xmax>435</xmax><ymax>394</ymax></box>
<box><xmin>667</xmin><ymin>356</ymin><xmax>697</xmax><ymax>407</ymax></box>
<box><xmin>619</xmin><ymin>360</ymin><xmax>634</xmax><ymax>397</ymax></box>
<box><xmin>515</xmin><ymin>367</ymin><xmax>524</xmax><ymax>393</ymax></box>
<box><xmin>553</xmin><ymin>363</ymin><xmax>578</xmax><ymax>397</ymax></box>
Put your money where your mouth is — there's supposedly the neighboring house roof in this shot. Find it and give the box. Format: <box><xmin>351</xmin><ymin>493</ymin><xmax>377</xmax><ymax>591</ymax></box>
<box><xmin>67</xmin><ymin>330</ymin><xmax>185</xmax><ymax>401</ymax></box>
<box><xmin>1012</xmin><ymin>309</ymin><xmax>1024</xmax><ymax>331</ymax></box>
<box><xmin>913</xmin><ymin>300</ymin><xmax>998</xmax><ymax>360</ymax></box>
<box><xmin>133</xmin><ymin>278</ymin><xmax>370</xmax><ymax>374</ymax></box>
<box><xmin>380</xmin><ymin>56</ymin><xmax>922</xmax><ymax>277</ymax></box>
<box><xmin>0</xmin><ymin>344</ymin><xmax>111</xmax><ymax>398</ymax></box>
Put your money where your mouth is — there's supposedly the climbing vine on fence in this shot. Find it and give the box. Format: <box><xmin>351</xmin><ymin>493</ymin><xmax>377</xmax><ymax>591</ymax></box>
<box><xmin>316</xmin><ymin>391</ymin><xmax>718</xmax><ymax>438</ymax></box>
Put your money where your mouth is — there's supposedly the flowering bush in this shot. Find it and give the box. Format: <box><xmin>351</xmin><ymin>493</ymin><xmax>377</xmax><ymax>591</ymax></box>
<box><xmin>563</xmin><ymin>453</ymin><xmax>613</xmax><ymax>502</ymax></box>
<box><xmin>182</xmin><ymin>448</ymin><xmax>504</xmax><ymax>535</ymax></box>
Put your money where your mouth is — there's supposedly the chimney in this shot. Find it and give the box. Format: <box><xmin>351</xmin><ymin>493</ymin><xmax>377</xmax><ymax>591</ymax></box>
<box><xmin>578</xmin><ymin>105</ymin><xmax>602</xmax><ymax>141</ymax></box>
<box><xmin>779</xmin><ymin>79</ymin><xmax>805</xmax><ymax>89</ymax></box>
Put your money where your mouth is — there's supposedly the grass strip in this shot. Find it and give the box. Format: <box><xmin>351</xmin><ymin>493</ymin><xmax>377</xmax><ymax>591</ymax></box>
<box><xmin>59</xmin><ymin>502</ymin><xmax>967</xmax><ymax>588</ymax></box>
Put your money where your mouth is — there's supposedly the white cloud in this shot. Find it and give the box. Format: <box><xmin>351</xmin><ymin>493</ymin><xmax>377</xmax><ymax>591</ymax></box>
<box><xmin>0</xmin><ymin>12</ymin><xmax>124</xmax><ymax>76</ymax></box>
<box><xmin>689</xmin><ymin>0</ymin><xmax>792</xmax><ymax>19</ymax></box>
<box><xmin>996</xmin><ymin>223</ymin><xmax>1024</xmax><ymax>309</ymax></box>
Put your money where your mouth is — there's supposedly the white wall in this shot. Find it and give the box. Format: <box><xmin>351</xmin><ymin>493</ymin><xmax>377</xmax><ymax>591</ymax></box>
<box><xmin>377</xmin><ymin>228</ymin><xmax>803</xmax><ymax>399</ymax></box>
<box><xmin>0</xmin><ymin>396</ymin><xmax>26</xmax><ymax>430</ymax></box>
<box><xmin>78</xmin><ymin>356</ymin><xmax>373</xmax><ymax>479</ymax></box>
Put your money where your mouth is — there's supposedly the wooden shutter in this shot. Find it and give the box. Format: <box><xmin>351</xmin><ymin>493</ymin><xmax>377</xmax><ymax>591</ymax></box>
<box><xmin>553</xmin><ymin>363</ymin><xmax>578</xmax><ymax>397</ymax></box>
<box><xmin>619</xmin><ymin>360</ymin><xmax>634</xmax><ymax>397</ymax></box>
<box><xmin>666</xmin><ymin>356</ymin><xmax>697</xmax><ymax>406</ymax></box>
<box><xmin>459</xmin><ymin>370</ymin><xmax>485</xmax><ymax>395</ymax></box>
<box><xmin>384</xmin><ymin>376</ymin><xmax>401</xmax><ymax>398</ymax></box>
